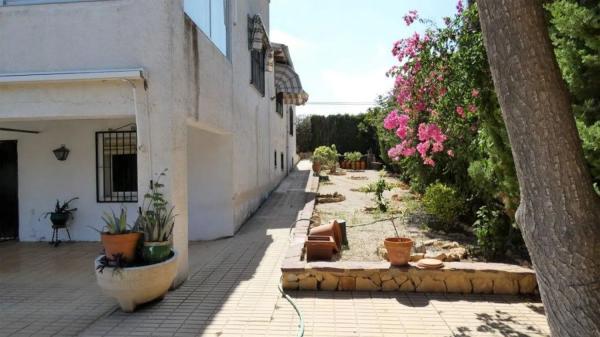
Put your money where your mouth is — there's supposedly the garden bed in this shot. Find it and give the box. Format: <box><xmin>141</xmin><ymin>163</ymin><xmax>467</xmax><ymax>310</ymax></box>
<box><xmin>281</xmin><ymin>166</ymin><xmax>538</xmax><ymax>294</ymax></box>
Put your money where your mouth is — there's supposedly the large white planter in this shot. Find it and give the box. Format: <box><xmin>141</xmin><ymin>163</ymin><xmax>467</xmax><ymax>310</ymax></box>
<box><xmin>94</xmin><ymin>251</ymin><xmax>178</xmax><ymax>312</ymax></box>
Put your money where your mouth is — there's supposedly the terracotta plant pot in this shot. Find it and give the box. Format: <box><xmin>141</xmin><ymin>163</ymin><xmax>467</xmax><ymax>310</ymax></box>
<box><xmin>312</xmin><ymin>162</ymin><xmax>321</xmax><ymax>175</ymax></box>
<box><xmin>360</xmin><ymin>161</ymin><xmax>366</xmax><ymax>170</ymax></box>
<box><xmin>305</xmin><ymin>236</ymin><xmax>338</xmax><ymax>261</ymax></box>
<box><xmin>351</xmin><ymin>161</ymin><xmax>356</xmax><ymax>170</ymax></box>
<box><xmin>101</xmin><ymin>232</ymin><xmax>142</xmax><ymax>262</ymax></box>
<box><xmin>309</xmin><ymin>220</ymin><xmax>343</xmax><ymax>250</ymax></box>
<box><xmin>384</xmin><ymin>237</ymin><xmax>413</xmax><ymax>266</ymax></box>
<box><xmin>142</xmin><ymin>241</ymin><xmax>171</xmax><ymax>264</ymax></box>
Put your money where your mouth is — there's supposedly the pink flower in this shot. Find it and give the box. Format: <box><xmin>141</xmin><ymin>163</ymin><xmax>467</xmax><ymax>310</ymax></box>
<box><xmin>471</xmin><ymin>88</ymin><xmax>480</xmax><ymax>97</ymax></box>
<box><xmin>423</xmin><ymin>157</ymin><xmax>435</xmax><ymax>166</ymax></box>
<box><xmin>468</xmin><ymin>104</ymin><xmax>477</xmax><ymax>113</ymax></box>
<box><xmin>403</xmin><ymin>10</ymin><xmax>418</xmax><ymax>26</ymax></box>
<box><xmin>439</xmin><ymin>87</ymin><xmax>448</xmax><ymax>96</ymax></box>
<box><xmin>416</xmin><ymin>141</ymin><xmax>430</xmax><ymax>157</ymax></box>
<box><xmin>415</xmin><ymin>101</ymin><xmax>426</xmax><ymax>111</ymax></box>
<box><xmin>447</xmin><ymin>149</ymin><xmax>455</xmax><ymax>157</ymax></box>
<box><xmin>383</xmin><ymin>110</ymin><xmax>400</xmax><ymax>130</ymax></box>
<box><xmin>456</xmin><ymin>106</ymin><xmax>465</xmax><ymax>118</ymax></box>
<box><xmin>456</xmin><ymin>0</ymin><xmax>464</xmax><ymax>14</ymax></box>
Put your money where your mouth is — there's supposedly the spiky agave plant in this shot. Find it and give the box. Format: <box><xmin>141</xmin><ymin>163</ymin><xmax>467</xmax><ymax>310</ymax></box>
<box><xmin>100</xmin><ymin>208</ymin><xmax>129</xmax><ymax>234</ymax></box>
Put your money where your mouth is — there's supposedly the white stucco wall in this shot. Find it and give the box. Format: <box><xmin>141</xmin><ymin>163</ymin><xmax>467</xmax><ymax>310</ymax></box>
<box><xmin>0</xmin><ymin>0</ymin><xmax>297</xmax><ymax>281</ymax></box>
<box><xmin>0</xmin><ymin>119</ymin><xmax>138</xmax><ymax>242</ymax></box>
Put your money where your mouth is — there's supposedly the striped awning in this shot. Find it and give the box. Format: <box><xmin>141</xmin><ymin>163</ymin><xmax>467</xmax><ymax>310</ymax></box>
<box><xmin>275</xmin><ymin>63</ymin><xmax>309</xmax><ymax>105</ymax></box>
<box><xmin>248</xmin><ymin>14</ymin><xmax>274</xmax><ymax>72</ymax></box>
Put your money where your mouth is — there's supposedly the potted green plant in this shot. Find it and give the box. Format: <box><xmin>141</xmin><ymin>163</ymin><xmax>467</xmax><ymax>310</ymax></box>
<box><xmin>43</xmin><ymin>197</ymin><xmax>78</xmax><ymax>229</ymax></box>
<box><xmin>313</xmin><ymin>145</ymin><xmax>338</xmax><ymax>174</ymax></box>
<box><xmin>95</xmin><ymin>208</ymin><xmax>142</xmax><ymax>263</ymax></box>
<box><xmin>136</xmin><ymin>171</ymin><xmax>175</xmax><ymax>264</ymax></box>
<box><xmin>346</xmin><ymin>151</ymin><xmax>362</xmax><ymax>170</ymax></box>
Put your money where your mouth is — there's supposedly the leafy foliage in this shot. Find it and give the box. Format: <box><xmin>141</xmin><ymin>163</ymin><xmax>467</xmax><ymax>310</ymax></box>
<box><xmin>100</xmin><ymin>208</ymin><xmax>130</xmax><ymax>235</ymax></box>
<box><xmin>422</xmin><ymin>183</ymin><xmax>465</xmax><ymax>231</ymax></box>
<box><xmin>473</xmin><ymin>205</ymin><xmax>511</xmax><ymax>260</ymax></box>
<box><xmin>312</xmin><ymin>145</ymin><xmax>339</xmax><ymax>170</ymax></box>
<box><xmin>137</xmin><ymin>171</ymin><xmax>176</xmax><ymax>243</ymax></box>
<box><xmin>344</xmin><ymin>151</ymin><xmax>362</xmax><ymax>162</ymax></box>
<box><xmin>44</xmin><ymin>197</ymin><xmax>78</xmax><ymax>217</ymax></box>
<box><xmin>362</xmin><ymin>178</ymin><xmax>394</xmax><ymax>212</ymax></box>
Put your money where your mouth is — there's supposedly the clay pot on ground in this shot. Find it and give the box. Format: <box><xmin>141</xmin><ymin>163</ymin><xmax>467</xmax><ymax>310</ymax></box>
<box><xmin>384</xmin><ymin>237</ymin><xmax>413</xmax><ymax>266</ymax></box>
<box><xmin>305</xmin><ymin>236</ymin><xmax>338</xmax><ymax>261</ymax></box>
<box><xmin>309</xmin><ymin>220</ymin><xmax>343</xmax><ymax>250</ymax></box>
<box><xmin>312</xmin><ymin>162</ymin><xmax>321</xmax><ymax>175</ymax></box>
<box><xmin>359</xmin><ymin>161</ymin><xmax>366</xmax><ymax>170</ymax></box>
<box><xmin>101</xmin><ymin>232</ymin><xmax>142</xmax><ymax>262</ymax></box>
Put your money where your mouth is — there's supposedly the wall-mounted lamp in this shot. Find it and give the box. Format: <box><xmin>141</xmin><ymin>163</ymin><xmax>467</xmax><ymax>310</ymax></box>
<box><xmin>53</xmin><ymin>145</ymin><xmax>70</xmax><ymax>161</ymax></box>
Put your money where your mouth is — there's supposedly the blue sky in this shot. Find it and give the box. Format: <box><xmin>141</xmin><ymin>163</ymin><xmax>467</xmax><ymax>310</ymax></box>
<box><xmin>270</xmin><ymin>0</ymin><xmax>458</xmax><ymax>116</ymax></box>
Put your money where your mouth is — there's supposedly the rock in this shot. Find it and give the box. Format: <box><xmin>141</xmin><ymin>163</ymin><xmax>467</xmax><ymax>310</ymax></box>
<box><xmin>519</xmin><ymin>275</ymin><xmax>537</xmax><ymax>294</ymax></box>
<box><xmin>445</xmin><ymin>253</ymin><xmax>460</xmax><ymax>262</ymax></box>
<box><xmin>416</xmin><ymin>276</ymin><xmax>446</xmax><ymax>293</ymax></box>
<box><xmin>315</xmin><ymin>273</ymin><xmax>324</xmax><ymax>282</ymax></box>
<box><xmin>445</xmin><ymin>274</ymin><xmax>472</xmax><ymax>293</ymax></box>
<box><xmin>425</xmin><ymin>252</ymin><xmax>447</xmax><ymax>261</ymax></box>
<box><xmin>393</xmin><ymin>274</ymin><xmax>409</xmax><ymax>285</ymax></box>
<box><xmin>369</xmin><ymin>273</ymin><xmax>382</xmax><ymax>287</ymax></box>
<box><xmin>423</xmin><ymin>239</ymin><xmax>440</xmax><ymax>246</ymax></box>
<box><xmin>299</xmin><ymin>277</ymin><xmax>318</xmax><ymax>290</ymax></box>
<box><xmin>410</xmin><ymin>253</ymin><xmax>425</xmax><ymax>262</ymax></box>
<box><xmin>493</xmin><ymin>278</ymin><xmax>519</xmax><ymax>295</ymax></box>
<box><xmin>471</xmin><ymin>278</ymin><xmax>493</xmax><ymax>294</ymax></box>
<box><xmin>282</xmin><ymin>279</ymin><xmax>299</xmax><ymax>290</ymax></box>
<box><xmin>448</xmin><ymin>247</ymin><xmax>468</xmax><ymax>259</ymax></box>
<box><xmin>320</xmin><ymin>274</ymin><xmax>339</xmax><ymax>291</ymax></box>
<box><xmin>399</xmin><ymin>279</ymin><xmax>415</xmax><ymax>292</ymax></box>
<box><xmin>381</xmin><ymin>279</ymin><xmax>399</xmax><ymax>291</ymax></box>
<box><xmin>285</xmin><ymin>273</ymin><xmax>298</xmax><ymax>282</ymax></box>
<box><xmin>380</xmin><ymin>272</ymin><xmax>393</xmax><ymax>281</ymax></box>
<box><xmin>413</xmin><ymin>244</ymin><xmax>427</xmax><ymax>253</ymax></box>
<box><xmin>377</xmin><ymin>247</ymin><xmax>388</xmax><ymax>260</ymax></box>
<box><xmin>356</xmin><ymin>277</ymin><xmax>380</xmax><ymax>291</ymax></box>
<box><xmin>441</xmin><ymin>241</ymin><xmax>460</xmax><ymax>249</ymax></box>
<box><xmin>339</xmin><ymin>276</ymin><xmax>356</xmax><ymax>291</ymax></box>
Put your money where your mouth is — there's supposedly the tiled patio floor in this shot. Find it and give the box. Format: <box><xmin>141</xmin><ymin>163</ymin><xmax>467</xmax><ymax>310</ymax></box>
<box><xmin>0</xmin><ymin>161</ymin><xmax>550</xmax><ymax>337</ymax></box>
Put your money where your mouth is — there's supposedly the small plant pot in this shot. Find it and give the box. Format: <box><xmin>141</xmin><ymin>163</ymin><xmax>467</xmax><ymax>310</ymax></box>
<box><xmin>305</xmin><ymin>236</ymin><xmax>338</xmax><ymax>261</ymax></box>
<box><xmin>101</xmin><ymin>232</ymin><xmax>142</xmax><ymax>263</ymax></box>
<box><xmin>384</xmin><ymin>237</ymin><xmax>413</xmax><ymax>266</ymax></box>
<box><xmin>143</xmin><ymin>241</ymin><xmax>171</xmax><ymax>264</ymax></box>
<box><xmin>49</xmin><ymin>213</ymin><xmax>69</xmax><ymax>228</ymax></box>
<box><xmin>309</xmin><ymin>220</ymin><xmax>342</xmax><ymax>250</ymax></box>
<box><xmin>360</xmin><ymin>161</ymin><xmax>366</xmax><ymax>170</ymax></box>
<box><xmin>312</xmin><ymin>162</ymin><xmax>321</xmax><ymax>175</ymax></box>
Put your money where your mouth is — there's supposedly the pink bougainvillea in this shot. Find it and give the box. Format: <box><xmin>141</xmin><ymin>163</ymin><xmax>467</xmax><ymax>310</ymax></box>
<box><xmin>384</xmin><ymin>6</ymin><xmax>481</xmax><ymax>167</ymax></box>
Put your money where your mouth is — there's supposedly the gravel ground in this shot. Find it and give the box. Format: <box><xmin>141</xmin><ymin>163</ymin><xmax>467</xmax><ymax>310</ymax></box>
<box><xmin>314</xmin><ymin>169</ymin><xmax>474</xmax><ymax>262</ymax></box>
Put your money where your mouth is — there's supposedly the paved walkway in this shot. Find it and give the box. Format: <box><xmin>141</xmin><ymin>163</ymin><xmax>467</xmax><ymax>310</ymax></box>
<box><xmin>0</xmin><ymin>161</ymin><xmax>550</xmax><ymax>337</ymax></box>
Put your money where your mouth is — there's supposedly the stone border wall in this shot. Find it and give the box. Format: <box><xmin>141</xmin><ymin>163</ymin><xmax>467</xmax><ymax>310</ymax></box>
<box><xmin>281</xmin><ymin>167</ymin><xmax>538</xmax><ymax>294</ymax></box>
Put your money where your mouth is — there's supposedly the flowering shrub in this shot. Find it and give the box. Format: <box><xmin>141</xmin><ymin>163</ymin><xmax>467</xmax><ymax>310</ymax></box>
<box><xmin>384</xmin><ymin>1</ymin><xmax>482</xmax><ymax>168</ymax></box>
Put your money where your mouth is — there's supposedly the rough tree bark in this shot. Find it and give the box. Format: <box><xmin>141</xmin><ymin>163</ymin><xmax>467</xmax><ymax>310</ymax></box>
<box><xmin>477</xmin><ymin>1</ymin><xmax>600</xmax><ymax>336</ymax></box>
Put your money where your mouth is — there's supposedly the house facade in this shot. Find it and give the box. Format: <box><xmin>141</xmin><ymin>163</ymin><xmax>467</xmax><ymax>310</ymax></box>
<box><xmin>0</xmin><ymin>0</ymin><xmax>308</xmax><ymax>284</ymax></box>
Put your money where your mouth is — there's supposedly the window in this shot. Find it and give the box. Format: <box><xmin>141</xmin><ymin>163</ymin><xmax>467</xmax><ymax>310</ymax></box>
<box><xmin>184</xmin><ymin>0</ymin><xmax>228</xmax><ymax>55</ymax></box>
<box><xmin>96</xmin><ymin>130</ymin><xmax>138</xmax><ymax>203</ymax></box>
<box><xmin>276</xmin><ymin>93</ymin><xmax>283</xmax><ymax>116</ymax></box>
<box><xmin>251</xmin><ymin>48</ymin><xmax>266</xmax><ymax>96</ymax></box>
<box><xmin>280</xmin><ymin>152</ymin><xmax>284</xmax><ymax>172</ymax></box>
<box><xmin>289</xmin><ymin>107</ymin><xmax>294</xmax><ymax>136</ymax></box>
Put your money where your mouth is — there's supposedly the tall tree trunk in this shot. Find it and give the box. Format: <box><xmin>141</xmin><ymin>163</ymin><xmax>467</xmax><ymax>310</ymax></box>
<box><xmin>477</xmin><ymin>1</ymin><xmax>600</xmax><ymax>336</ymax></box>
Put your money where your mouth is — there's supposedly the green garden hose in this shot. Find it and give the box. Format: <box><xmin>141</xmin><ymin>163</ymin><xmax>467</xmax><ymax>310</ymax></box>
<box><xmin>278</xmin><ymin>278</ymin><xmax>305</xmax><ymax>337</ymax></box>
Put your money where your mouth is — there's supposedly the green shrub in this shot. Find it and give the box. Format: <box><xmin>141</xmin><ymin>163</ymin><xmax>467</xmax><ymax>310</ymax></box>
<box><xmin>473</xmin><ymin>205</ymin><xmax>511</xmax><ymax>260</ymax></box>
<box><xmin>422</xmin><ymin>183</ymin><xmax>465</xmax><ymax>230</ymax></box>
<box><xmin>344</xmin><ymin>151</ymin><xmax>362</xmax><ymax>162</ymax></box>
<box><xmin>312</xmin><ymin>145</ymin><xmax>338</xmax><ymax>171</ymax></box>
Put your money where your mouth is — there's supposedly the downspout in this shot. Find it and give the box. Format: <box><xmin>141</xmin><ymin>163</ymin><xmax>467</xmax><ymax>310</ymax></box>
<box><xmin>123</xmin><ymin>79</ymin><xmax>154</xmax><ymax>180</ymax></box>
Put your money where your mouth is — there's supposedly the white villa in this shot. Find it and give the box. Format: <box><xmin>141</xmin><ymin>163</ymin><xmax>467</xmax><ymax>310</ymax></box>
<box><xmin>0</xmin><ymin>0</ymin><xmax>308</xmax><ymax>284</ymax></box>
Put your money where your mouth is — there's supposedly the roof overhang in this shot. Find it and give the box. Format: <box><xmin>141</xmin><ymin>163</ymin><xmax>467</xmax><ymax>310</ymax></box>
<box><xmin>275</xmin><ymin>63</ymin><xmax>309</xmax><ymax>106</ymax></box>
<box><xmin>0</xmin><ymin>68</ymin><xmax>145</xmax><ymax>85</ymax></box>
